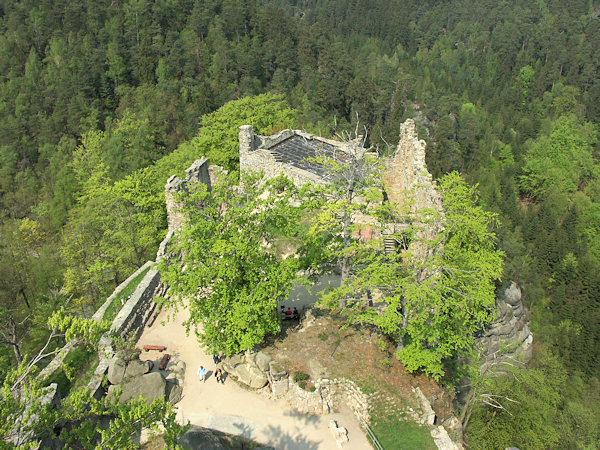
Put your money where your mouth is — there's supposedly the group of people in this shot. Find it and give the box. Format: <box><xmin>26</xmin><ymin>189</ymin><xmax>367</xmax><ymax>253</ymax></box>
<box><xmin>197</xmin><ymin>353</ymin><xmax>226</xmax><ymax>384</ymax></box>
<box><xmin>280</xmin><ymin>305</ymin><xmax>300</xmax><ymax>320</ymax></box>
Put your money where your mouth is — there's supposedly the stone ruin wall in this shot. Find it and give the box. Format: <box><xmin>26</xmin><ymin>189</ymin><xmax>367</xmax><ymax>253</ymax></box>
<box><xmin>86</xmin><ymin>264</ymin><xmax>167</xmax><ymax>400</ymax></box>
<box><xmin>164</xmin><ymin>157</ymin><xmax>212</xmax><ymax>232</ymax></box>
<box><xmin>239</xmin><ymin>125</ymin><xmax>334</xmax><ymax>187</ymax></box>
<box><xmin>384</xmin><ymin>118</ymin><xmax>445</xmax><ymax>266</ymax></box>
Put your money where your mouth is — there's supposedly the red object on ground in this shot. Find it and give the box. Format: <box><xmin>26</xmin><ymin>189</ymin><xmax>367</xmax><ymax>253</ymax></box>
<box><xmin>143</xmin><ymin>345</ymin><xmax>167</xmax><ymax>352</ymax></box>
<box><xmin>158</xmin><ymin>353</ymin><xmax>171</xmax><ymax>370</ymax></box>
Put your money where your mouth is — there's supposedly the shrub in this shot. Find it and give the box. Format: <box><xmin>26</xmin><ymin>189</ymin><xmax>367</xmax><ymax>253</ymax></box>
<box><xmin>293</xmin><ymin>370</ymin><xmax>310</xmax><ymax>382</ymax></box>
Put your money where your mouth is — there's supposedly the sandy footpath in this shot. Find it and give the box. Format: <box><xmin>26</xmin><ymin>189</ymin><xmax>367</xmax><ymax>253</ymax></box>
<box><xmin>137</xmin><ymin>302</ymin><xmax>372</xmax><ymax>449</ymax></box>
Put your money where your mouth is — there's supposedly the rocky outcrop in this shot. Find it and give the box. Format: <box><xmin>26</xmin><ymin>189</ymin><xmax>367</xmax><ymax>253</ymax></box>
<box><xmin>105</xmin><ymin>352</ymin><xmax>185</xmax><ymax>406</ymax></box>
<box><xmin>478</xmin><ymin>282</ymin><xmax>532</xmax><ymax>369</ymax></box>
<box><xmin>118</xmin><ymin>372</ymin><xmax>166</xmax><ymax>404</ymax></box>
<box><xmin>221</xmin><ymin>351</ymin><xmax>270</xmax><ymax>389</ymax></box>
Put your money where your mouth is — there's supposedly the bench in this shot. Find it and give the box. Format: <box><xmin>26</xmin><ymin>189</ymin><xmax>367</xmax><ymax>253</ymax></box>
<box><xmin>143</xmin><ymin>345</ymin><xmax>167</xmax><ymax>352</ymax></box>
<box><xmin>158</xmin><ymin>353</ymin><xmax>171</xmax><ymax>370</ymax></box>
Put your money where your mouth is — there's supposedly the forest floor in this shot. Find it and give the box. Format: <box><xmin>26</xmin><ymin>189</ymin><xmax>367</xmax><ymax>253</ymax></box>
<box><xmin>263</xmin><ymin>312</ymin><xmax>451</xmax><ymax>448</ymax></box>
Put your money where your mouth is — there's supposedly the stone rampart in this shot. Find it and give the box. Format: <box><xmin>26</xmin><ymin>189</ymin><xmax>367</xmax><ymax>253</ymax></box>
<box><xmin>37</xmin><ymin>261</ymin><xmax>156</xmax><ymax>382</ymax></box>
<box><xmin>165</xmin><ymin>157</ymin><xmax>211</xmax><ymax>231</ymax></box>
<box><xmin>384</xmin><ymin>118</ymin><xmax>445</xmax><ymax>270</ymax></box>
<box><xmin>87</xmin><ymin>267</ymin><xmax>167</xmax><ymax>400</ymax></box>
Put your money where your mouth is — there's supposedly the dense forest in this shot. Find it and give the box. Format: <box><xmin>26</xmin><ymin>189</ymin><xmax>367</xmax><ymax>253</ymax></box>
<box><xmin>1</xmin><ymin>0</ymin><xmax>599</xmax><ymax>447</ymax></box>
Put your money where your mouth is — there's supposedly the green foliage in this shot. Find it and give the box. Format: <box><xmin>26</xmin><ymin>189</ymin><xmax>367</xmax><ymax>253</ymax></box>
<box><xmin>190</xmin><ymin>94</ymin><xmax>297</xmax><ymax>171</ymax></box>
<box><xmin>293</xmin><ymin>371</ymin><xmax>310</xmax><ymax>382</ymax></box>
<box><xmin>370</xmin><ymin>419</ymin><xmax>436</xmax><ymax>450</ymax></box>
<box><xmin>520</xmin><ymin>115</ymin><xmax>597</xmax><ymax>198</ymax></box>
<box><xmin>47</xmin><ymin>308</ymin><xmax>109</xmax><ymax>349</ymax></box>
<box><xmin>159</xmin><ymin>171</ymin><xmax>303</xmax><ymax>355</ymax></box>
<box><xmin>316</xmin><ymin>170</ymin><xmax>503</xmax><ymax>379</ymax></box>
<box><xmin>1</xmin><ymin>311</ymin><xmax>187</xmax><ymax>448</ymax></box>
<box><xmin>465</xmin><ymin>350</ymin><xmax>600</xmax><ymax>450</ymax></box>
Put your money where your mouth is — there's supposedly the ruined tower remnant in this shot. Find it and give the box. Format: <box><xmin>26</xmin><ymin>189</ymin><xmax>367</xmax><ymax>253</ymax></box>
<box><xmin>164</xmin><ymin>157</ymin><xmax>211</xmax><ymax>232</ymax></box>
<box><xmin>384</xmin><ymin>119</ymin><xmax>444</xmax><ymax>264</ymax></box>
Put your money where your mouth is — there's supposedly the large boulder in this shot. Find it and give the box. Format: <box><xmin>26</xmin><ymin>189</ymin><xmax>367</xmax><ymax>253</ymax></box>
<box><xmin>503</xmin><ymin>282</ymin><xmax>521</xmax><ymax>306</ymax></box>
<box><xmin>107</xmin><ymin>357</ymin><xmax>127</xmax><ymax>385</ymax></box>
<box><xmin>255</xmin><ymin>351</ymin><xmax>272</xmax><ymax>373</ymax></box>
<box><xmin>221</xmin><ymin>354</ymin><xmax>244</xmax><ymax>373</ymax></box>
<box><xmin>166</xmin><ymin>380</ymin><xmax>183</xmax><ymax>405</ymax></box>
<box><xmin>178</xmin><ymin>425</ymin><xmax>230</xmax><ymax>450</ymax></box>
<box><xmin>119</xmin><ymin>372</ymin><xmax>166</xmax><ymax>404</ymax></box>
<box><xmin>234</xmin><ymin>364</ymin><xmax>268</xmax><ymax>389</ymax></box>
<box><xmin>123</xmin><ymin>359</ymin><xmax>152</xmax><ymax>379</ymax></box>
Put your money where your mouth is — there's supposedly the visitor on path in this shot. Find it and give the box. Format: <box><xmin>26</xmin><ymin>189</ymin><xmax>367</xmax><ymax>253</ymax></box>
<box><xmin>197</xmin><ymin>365</ymin><xmax>207</xmax><ymax>383</ymax></box>
<box><xmin>285</xmin><ymin>307</ymin><xmax>293</xmax><ymax>317</ymax></box>
<box><xmin>292</xmin><ymin>307</ymin><xmax>299</xmax><ymax>320</ymax></box>
<box><xmin>212</xmin><ymin>354</ymin><xmax>219</xmax><ymax>365</ymax></box>
<box><xmin>215</xmin><ymin>367</ymin><xmax>223</xmax><ymax>383</ymax></box>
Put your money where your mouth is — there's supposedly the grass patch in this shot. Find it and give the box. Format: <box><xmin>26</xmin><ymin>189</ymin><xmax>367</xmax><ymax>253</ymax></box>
<box><xmin>104</xmin><ymin>266</ymin><xmax>152</xmax><ymax>323</ymax></box>
<box><xmin>45</xmin><ymin>346</ymin><xmax>97</xmax><ymax>397</ymax></box>
<box><xmin>370</xmin><ymin>420</ymin><xmax>435</xmax><ymax>450</ymax></box>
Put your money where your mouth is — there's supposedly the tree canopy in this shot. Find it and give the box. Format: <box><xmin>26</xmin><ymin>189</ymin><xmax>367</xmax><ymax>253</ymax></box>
<box><xmin>158</xmin><ymin>171</ymin><xmax>303</xmax><ymax>355</ymax></box>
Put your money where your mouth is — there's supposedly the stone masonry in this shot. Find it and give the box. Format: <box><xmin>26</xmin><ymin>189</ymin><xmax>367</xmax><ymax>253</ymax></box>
<box><xmin>384</xmin><ymin>118</ymin><xmax>445</xmax><ymax>265</ymax></box>
<box><xmin>165</xmin><ymin>157</ymin><xmax>211</xmax><ymax>231</ymax></box>
<box><xmin>239</xmin><ymin>125</ymin><xmax>354</xmax><ymax>187</ymax></box>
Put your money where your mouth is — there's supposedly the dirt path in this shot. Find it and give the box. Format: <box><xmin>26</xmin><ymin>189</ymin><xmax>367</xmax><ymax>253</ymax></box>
<box><xmin>137</xmin><ymin>303</ymin><xmax>372</xmax><ymax>449</ymax></box>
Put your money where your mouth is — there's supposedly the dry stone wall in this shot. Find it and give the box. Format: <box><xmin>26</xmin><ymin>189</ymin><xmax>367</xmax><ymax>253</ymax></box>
<box><xmin>87</xmin><ymin>267</ymin><xmax>167</xmax><ymax>400</ymax></box>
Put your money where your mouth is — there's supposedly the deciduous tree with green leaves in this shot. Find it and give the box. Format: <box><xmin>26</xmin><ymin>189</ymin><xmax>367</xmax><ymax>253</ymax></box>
<box><xmin>1</xmin><ymin>309</ymin><xmax>186</xmax><ymax>448</ymax></box>
<box><xmin>316</xmin><ymin>171</ymin><xmax>504</xmax><ymax>379</ymax></box>
<box><xmin>158</xmin><ymin>170</ymin><xmax>303</xmax><ymax>355</ymax></box>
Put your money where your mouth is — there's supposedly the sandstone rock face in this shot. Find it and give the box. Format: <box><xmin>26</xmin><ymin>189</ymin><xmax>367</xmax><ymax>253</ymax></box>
<box><xmin>221</xmin><ymin>354</ymin><xmax>244</xmax><ymax>374</ymax></box>
<box><xmin>107</xmin><ymin>357</ymin><xmax>127</xmax><ymax>385</ymax></box>
<box><xmin>119</xmin><ymin>372</ymin><xmax>166</xmax><ymax>404</ymax></box>
<box><xmin>255</xmin><ymin>351</ymin><xmax>272</xmax><ymax>373</ymax></box>
<box><xmin>123</xmin><ymin>359</ymin><xmax>151</xmax><ymax>379</ymax></box>
<box><xmin>166</xmin><ymin>380</ymin><xmax>183</xmax><ymax>405</ymax></box>
<box><xmin>478</xmin><ymin>282</ymin><xmax>532</xmax><ymax>369</ymax></box>
<box><xmin>234</xmin><ymin>364</ymin><xmax>268</xmax><ymax>389</ymax></box>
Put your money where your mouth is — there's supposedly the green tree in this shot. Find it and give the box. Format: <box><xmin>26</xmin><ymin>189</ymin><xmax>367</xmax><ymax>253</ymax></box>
<box><xmin>317</xmin><ymin>172</ymin><xmax>504</xmax><ymax>379</ymax></box>
<box><xmin>520</xmin><ymin>115</ymin><xmax>597</xmax><ymax>198</ymax></box>
<box><xmin>1</xmin><ymin>309</ymin><xmax>186</xmax><ymax>448</ymax></box>
<box><xmin>158</xmin><ymin>170</ymin><xmax>303</xmax><ymax>355</ymax></box>
<box><xmin>189</xmin><ymin>93</ymin><xmax>297</xmax><ymax>171</ymax></box>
